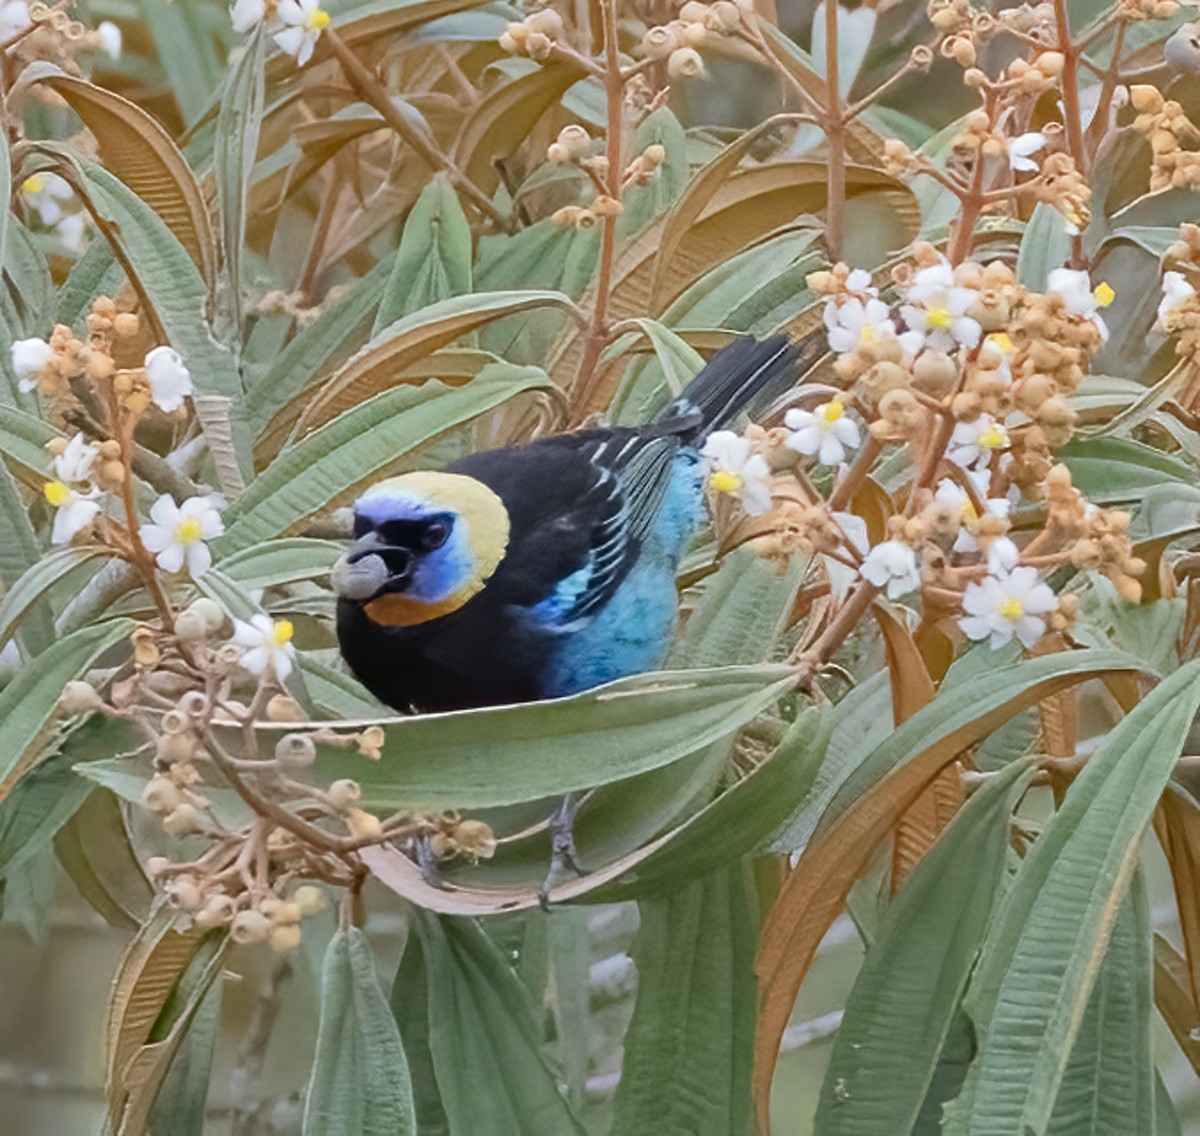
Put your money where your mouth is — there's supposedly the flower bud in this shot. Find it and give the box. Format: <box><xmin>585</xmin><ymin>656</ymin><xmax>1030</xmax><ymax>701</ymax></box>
<box><xmin>275</xmin><ymin>732</ymin><xmax>317</xmax><ymax>769</ymax></box>
<box><xmin>269</xmin><ymin>923</ymin><xmax>303</xmax><ymax>952</ymax></box>
<box><xmin>112</xmin><ymin>312</ymin><xmax>139</xmax><ymax>337</ymax></box>
<box><xmin>668</xmin><ymin>46</ymin><xmax>705</xmax><ymax>78</ymax></box>
<box><xmin>142</xmin><ymin>775</ymin><xmax>183</xmax><ymax>814</ymax></box>
<box><xmin>642</xmin><ymin>143</ymin><xmax>666</xmax><ymax>167</ymax></box>
<box><xmin>272</xmin><ymin>900</ymin><xmax>303</xmax><ymax>925</ymax></box>
<box><xmin>165</xmin><ymin>875</ymin><xmax>203</xmax><ymax>911</ymax></box>
<box><xmin>708</xmin><ymin>0</ymin><xmax>741</xmax><ymax>30</ymax></box>
<box><xmin>293</xmin><ymin>885</ymin><xmax>326</xmax><ymax>915</ymax></box>
<box><xmin>231</xmin><ymin>909</ymin><xmax>271</xmax><ymax>944</ymax></box>
<box><xmin>193</xmin><ymin>894</ymin><xmax>236</xmax><ymax>929</ymax></box>
<box><xmin>176</xmin><ymin>691</ymin><xmax>207</xmax><ymax>718</ymax></box>
<box><xmin>162</xmin><ymin>802</ymin><xmax>205</xmax><ymax>836</ymax></box>
<box><xmin>328</xmin><ymin>779</ymin><xmax>362</xmax><ymax>808</ymax></box>
<box><xmin>525</xmin><ymin>30</ymin><xmax>553</xmax><ymax>59</ymax></box>
<box><xmin>186</xmin><ymin>597</ymin><xmax>227</xmax><ymax>634</ymax></box>
<box><xmin>145</xmin><ymin>856</ymin><xmax>172</xmax><ymax>878</ymax></box>
<box><xmin>345</xmin><ymin>807</ymin><xmax>384</xmax><ymax>840</ymax></box>
<box><xmin>524</xmin><ymin>8</ymin><xmax>564</xmax><ymax>37</ymax></box>
<box><xmin>173</xmin><ymin>609</ymin><xmax>208</xmax><ymax>643</ymax></box>
<box><xmin>591</xmin><ymin>194</ymin><xmax>624</xmax><ymax>217</ymax></box>
<box><xmin>547</xmin><ymin>142</ymin><xmax>571</xmax><ymax>164</ymax></box>
<box><xmin>60</xmin><ymin>680</ymin><xmax>103</xmax><ymax>714</ymax></box>
<box><xmin>913</xmin><ymin>350</ymin><xmax>958</xmax><ymax>394</ymax></box>
<box><xmin>679</xmin><ymin>1</ymin><xmax>710</xmax><ymax>22</ymax></box>
<box><xmin>556</xmin><ymin>124</ymin><xmax>590</xmax><ymax>156</ymax></box>
<box><xmin>642</xmin><ymin>24</ymin><xmax>678</xmax><ymax>58</ymax></box>
<box><xmin>1130</xmin><ymin>84</ymin><xmax>1164</xmax><ymax>114</ymax></box>
<box><xmin>156</xmin><ymin>731</ymin><xmax>195</xmax><ymax>764</ymax></box>
<box><xmin>1035</xmin><ymin>51</ymin><xmax>1064</xmax><ymax>77</ymax></box>
<box><xmin>266</xmin><ymin>694</ymin><xmax>303</xmax><ymax>722</ymax></box>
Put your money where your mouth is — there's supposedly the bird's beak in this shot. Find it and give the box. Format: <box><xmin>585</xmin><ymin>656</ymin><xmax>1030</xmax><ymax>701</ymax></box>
<box><xmin>331</xmin><ymin>534</ymin><xmax>413</xmax><ymax>603</ymax></box>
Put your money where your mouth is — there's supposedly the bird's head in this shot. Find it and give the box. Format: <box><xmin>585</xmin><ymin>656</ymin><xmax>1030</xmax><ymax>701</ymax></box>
<box><xmin>332</xmin><ymin>472</ymin><xmax>510</xmax><ymax>627</ymax></box>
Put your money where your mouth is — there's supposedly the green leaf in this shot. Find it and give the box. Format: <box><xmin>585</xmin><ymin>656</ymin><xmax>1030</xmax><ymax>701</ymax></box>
<box><xmin>0</xmin><ymin>618</ymin><xmax>132</xmax><ymax>800</ymax></box>
<box><xmin>1044</xmin><ymin>870</ymin><xmax>1152</xmax><ymax>1136</ymax></box>
<box><xmin>140</xmin><ymin>0</ymin><xmax>226</xmax><ymax>126</ymax></box>
<box><xmin>218</xmin><ymin>537</ymin><xmax>340</xmax><ymax>591</ymax></box>
<box><xmin>961</xmin><ymin>657</ymin><xmax>1200</xmax><ymax>1135</ymax></box>
<box><xmin>375</xmin><ymin>175</ymin><xmax>473</xmax><ymax>331</ymax></box>
<box><xmin>0</xmin><ymin>546</ymin><xmax>111</xmax><ymax>656</ymax></box>
<box><xmin>56</xmin><ymin>233</ymin><xmax>122</xmax><ymax>326</ymax></box>
<box><xmin>612</xmin><ymin>861</ymin><xmax>758</xmax><ymax>1136</ymax></box>
<box><xmin>298</xmin><ymin>655</ymin><xmax>382</xmax><ymax>718</ymax></box>
<box><xmin>54</xmin><ymin>787</ymin><xmax>153</xmax><ymax>928</ymax></box>
<box><xmin>0</xmin><ymin>401</ymin><xmax>57</xmax><ymax>485</ymax></box>
<box><xmin>304</xmin><ymin>926</ymin><xmax>416</xmax><ymax>1136</ymax></box>
<box><xmin>0</xmin><ymin>458</ymin><xmax>54</xmax><ymax>653</ymax></box>
<box><xmin>147</xmin><ymin>973</ymin><xmax>223</xmax><ymax>1136</ymax></box>
<box><xmin>1017</xmin><ymin>203</ymin><xmax>1073</xmax><ymax>289</ymax></box>
<box><xmin>219</xmin><ymin>364</ymin><xmax>553</xmax><ymax>551</ymax></box>
<box><xmin>214</xmin><ymin>25</ymin><xmax>265</xmax><ymax>334</ymax></box>
<box><xmin>391</xmin><ymin>911</ymin><xmax>585</xmax><ymax>1135</ymax></box>
<box><xmin>291</xmin><ymin>663</ymin><xmax>795</xmax><ymax>811</ymax></box>
<box><xmin>813</xmin><ymin>758</ymin><xmax>1035</xmax><ymax>1134</ymax></box>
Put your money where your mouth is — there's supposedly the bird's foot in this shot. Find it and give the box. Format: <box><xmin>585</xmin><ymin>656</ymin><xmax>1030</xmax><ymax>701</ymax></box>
<box><xmin>414</xmin><ymin>832</ymin><xmax>442</xmax><ymax>888</ymax></box>
<box><xmin>538</xmin><ymin>793</ymin><xmax>585</xmax><ymax>910</ymax></box>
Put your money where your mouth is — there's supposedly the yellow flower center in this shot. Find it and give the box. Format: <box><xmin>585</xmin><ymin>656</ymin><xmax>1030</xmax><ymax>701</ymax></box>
<box><xmin>709</xmin><ymin>469</ymin><xmax>743</xmax><ymax>495</ymax></box>
<box><xmin>271</xmin><ymin>619</ymin><xmax>294</xmax><ymax>647</ymax></box>
<box><xmin>858</xmin><ymin>324</ymin><xmax>876</xmax><ymax>345</ymax></box>
<box><xmin>21</xmin><ymin>174</ymin><xmax>45</xmax><ymax>195</ymax></box>
<box><xmin>305</xmin><ymin>7</ymin><xmax>330</xmax><ymax>30</ymax></box>
<box><xmin>1093</xmin><ymin>281</ymin><xmax>1115</xmax><ymax>308</ymax></box>
<box><xmin>925</xmin><ymin>306</ymin><xmax>953</xmax><ymax>330</ymax></box>
<box><xmin>986</xmin><ymin>332</ymin><xmax>1014</xmax><ymax>354</ymax></box>
<box><xmin>820</xmin><ymin>400</ymin><xmax>845</xmax><ymax>424</ymax></box>
<box><xmin>998</xmin><ymin>596</ymin><xmax>1024</xmax><ymax>621</ymax></box>
<box><xmin>960</xmin><ymin>500</ymin><xmax>977</xmax><ymax>521</ymax></box>
<box><xmin>43</xmin><ymin>480</ymin><xmax>69</xmax><ymax>507</ymax></box>
<box><xmin>175</xmin><ymin>517</ymin><xmax>203</xmax><ymax>545</ymax></box>
<box><xmin>979</xmin><ymin>425</ymin><xmax>1008</xmax><ymax>449</ymax></box>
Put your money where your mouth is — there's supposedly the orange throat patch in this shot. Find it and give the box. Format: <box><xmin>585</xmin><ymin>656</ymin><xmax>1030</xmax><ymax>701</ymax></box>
<box><xmin>362</xmin><ymin>582</ymin><xmax>484</xmax><ymax>628</ymax></box>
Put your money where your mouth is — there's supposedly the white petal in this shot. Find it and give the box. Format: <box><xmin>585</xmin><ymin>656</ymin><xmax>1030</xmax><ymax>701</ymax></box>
<box><xmin>832</xmin><ymin>417</ymin><xmax>860</xmax><ymax>448</ymax></box>
<box><xmin>231</xmin><ymin>0</ymin><xmax>265</xmax><ymax>31</ymax></box>
<box><xmin>185</xmin><ymin>541</ymin><xmax>213</xmax><ymax>578</ymax></box>
<box><xmin>139</xmin><ymin>524</ymin><xmax>172</xmax><ymax>553</ymax></box>
<box><xmin>156</xmin><ymin>543</ymin><xmax>186</xmax><ymax>574</ymax></box>
<box><xmin>241</xmin><ymin>645</ymin><xmax>269</xmax><ymax>675</ymax></box>
<box><xmin>816</xmin><ymin>432</ymin><xmax>844</xmax><ymax>467</ymax></box>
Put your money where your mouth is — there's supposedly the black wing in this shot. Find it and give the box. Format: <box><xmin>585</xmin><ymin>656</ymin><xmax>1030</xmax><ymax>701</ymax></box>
<box><xmin>449</xmin><ymin>428</ymin><xmax>679</xmax><ymax>627</ymax></box>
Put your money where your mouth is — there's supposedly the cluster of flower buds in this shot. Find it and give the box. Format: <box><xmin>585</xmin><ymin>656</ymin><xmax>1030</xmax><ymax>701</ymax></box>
<box><xmin>698</xmin><ymin>244</ymin><xmax>1144</xmax><ymax>655</ymax></box>
<box><xmin>1129</xmin><ymin>86</ymin><xmax>1200</xmax><ymax>193</ymax></box>
<box><xmin>639</xmin><ymin>0</ymin><xmax>752</xmax><ymax>80</ymax></box>
<box><xmin>7</xmin><ymin>2</ymin><xmax>121</xmax><ymax>74</ymax></box>
<box><xmin>1118</xmin><ymin>0</ymin><xmax>1181</xmax><ymax>20</ymax></box>
<box><xmin>499</xmin><ymin>7</ymin><xmax>565</xmax><ymax>61</ymax></box>
<box><xmin>1157</xmin><ymin>224</ymin><xmax>1200</xmax><ymax>364</ymax></box>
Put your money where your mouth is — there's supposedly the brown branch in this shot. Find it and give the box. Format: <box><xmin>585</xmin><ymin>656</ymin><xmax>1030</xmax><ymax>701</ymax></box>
<box><xmin>823</xmin><ymin>0</ymin><xmax>845</xmax><ymax>260</ymax></box>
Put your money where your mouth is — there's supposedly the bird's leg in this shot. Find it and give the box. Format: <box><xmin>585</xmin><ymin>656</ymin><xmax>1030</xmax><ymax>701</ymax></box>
<box><xmin>413</xmin><ymin>832</ymin><xmax>442</xmax><ymax>887</ymax></box>
<box><xmin>539</xmin><ymin>791</ymin><xmax>585</xmax><ymax>908</ymax></box>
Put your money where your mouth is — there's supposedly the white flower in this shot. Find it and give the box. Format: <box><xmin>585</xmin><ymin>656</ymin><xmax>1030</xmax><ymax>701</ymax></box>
<box><xmin>54</xmin><ymin>433</ymin><xmax>101</xmax><ymax>486</ymax></box>
<box><xmin>231</xmin><ymin>0</ymin><xmax>266</xmax><ymax>32</ymax></box>
<box><xmin>1007</xmin><ymin>132</ymin><xmax>1046</xmax><ymax>173</ymax></box>
<box><xmin>986</xmin><ymin>534</ymin><xmax>1020</xmax><ymax>575</ymax></box>
<box><xmin>0</xmin><ymin>1</ymin><xmax>29</xmax><ymax>42</ymax></box>
<box><xmin>1157</xmin><ymin>270</ymin><xmax>1196</xmax><ymax>332</ymax></box>
<box><xmin>274</xmin><ymin>0</ymin><xmax>330</xmax><ymax>65</ymax></box>
<box><xmin>784</xmin><ymin>399</ymin><xmax>861</xmax><ymax>466</ymax></box>
<box><xmin>43</xmin><ymin>480</ymin><xmax>101</xmax><ymax>544</ymax></box>
<box><xmin>959</xmin><ymin>566</ymin><xmax>1057</xmax><ymax>649</ymax></box>
<box><xmin>934</xmin><ymin>478</ymin><xmax>1011</xmax><ymax>555</ymax></box>
<box><xmin>701</xmin><ymin>430</ymin><xmax>773</xmax><ymax>515</ymax></box>
<box><xmin>232</xmin><ymin>614</ymin><xmax>297</xmax><ymax>681</ymax></box>
<box><xmin>144</xmin><ymin>346</ymin><xmax>194</xmax><ymax>413</ymax></box>
<box><xmin>823</xmin><ymin>296</ymin><xmax>898</xmax><ymax>355</ymax></box>
<box><xmin>860</xmin><ymin>540</ymin><xmax>921</xmax><ymax>599</ymax></box>
<box><xmin>56</xmin><ymin>212</ymin><xmax>87</xmax><ymax>253</ymax></box>
<box><xmin>11</xmin><ymin>336</ymin><xmax>53</xmax><ymax>391</ymax></box>
<box><xmin>844</xmin><ymin>268</ymin><xmax>876</xmax><ymax>297</ymax></box>
<box><xmin>948</xmin><ymin>415</ymin><xmax>1010</xmax><ymax>470</ymax></box>
<box><xmin>96</xmin><ymin>20</ymin><xmax>122</xmax><ymax>59</ymax></box>
<box><xmin>139</xmin><ymin>494</ymin><xmax>225</xmax><ymax>577</ymax></box>
<box><xmin>20</xmin><ymin>172</ymin><xmax>73</xmax><ymax>227</ymax></box>
<box><xmin>1046</xmin><ymin>267</ymin><xmax>1113</xmax><ymax>341</ymax></box>
<box><xmin>900</xmin><ymin>262</ymin><xmax>982</xmax><ymax>352</ymax></box>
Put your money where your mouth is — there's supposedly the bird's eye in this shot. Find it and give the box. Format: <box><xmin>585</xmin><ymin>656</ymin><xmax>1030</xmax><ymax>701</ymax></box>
<box><xmin>422</xmin><ymin>517</ymin><xmax>452</xmax><ymax>549</ymax></box>
<box><xmin>353</xmin><ymin>514</ymin><xmax>373</xmax><ymax>539</ymax></box>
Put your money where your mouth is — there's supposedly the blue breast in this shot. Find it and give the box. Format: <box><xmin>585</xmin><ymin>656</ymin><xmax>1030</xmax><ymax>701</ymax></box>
<box><xmin>538</xmin><ymin>452</ymin><xmax>705</xmax><ymax>698</ymax></box>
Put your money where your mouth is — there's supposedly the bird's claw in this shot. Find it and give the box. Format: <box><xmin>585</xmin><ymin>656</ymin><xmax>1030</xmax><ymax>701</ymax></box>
<box><xmin>539</xmin><ymin>793</ymin><xmax>585</xmax><ymax>909</ymax></box>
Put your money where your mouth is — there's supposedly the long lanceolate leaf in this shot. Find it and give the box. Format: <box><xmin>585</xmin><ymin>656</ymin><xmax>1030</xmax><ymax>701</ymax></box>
<box><xmin>304</xmin><ymin>927</ymin><xmax>416</xmax><ymax>1136</ymax></box>
<box><xmin>390</xmin><ymin>912</ymin><xmax>584</xmax><ymax>1136</ymax></box>
<box><xmin>955</xmin><ymin>657</ymin><xmax>1200</xmax><ymax>1136</ymax></box>
<box><xmin>752</xmin><ymin>647</ymin><xmax>1146</xmax><ymax>1131</ymax></box>
<box><xmin>812</xmin><ymin>758</ymin><xmax>1035</xmax><ymax>1135</ymax></box>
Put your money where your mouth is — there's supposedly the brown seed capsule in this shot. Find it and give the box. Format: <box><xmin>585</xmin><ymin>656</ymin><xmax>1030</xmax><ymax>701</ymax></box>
<box><xmin>266</xmin><ymin>694</ymin><xmax>304</xmax><ymax>722</ymax></box>
<box><xmin>142</xmin><ymin>775</ymin><xmax>183</xmax><ymax>814</ymax></box>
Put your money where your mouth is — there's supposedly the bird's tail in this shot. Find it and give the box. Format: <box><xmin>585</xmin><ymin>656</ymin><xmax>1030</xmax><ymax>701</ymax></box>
<box><xmin>655</xmin><ymin>334</ymin><xmax>811</xmax><ymax>442</ymax></box>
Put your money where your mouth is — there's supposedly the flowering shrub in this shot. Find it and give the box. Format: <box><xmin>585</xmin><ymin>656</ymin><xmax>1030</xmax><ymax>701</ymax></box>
<box><xmin>2</xmin><ymin>0</ymin><xmax>1200</xmax><ymax>1132</ymax></box>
